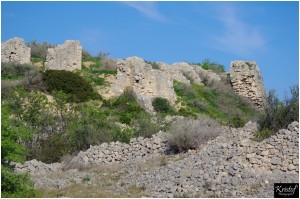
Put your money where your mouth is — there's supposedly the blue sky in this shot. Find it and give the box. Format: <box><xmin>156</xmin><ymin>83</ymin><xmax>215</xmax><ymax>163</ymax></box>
<box><xmin>1</xmin><ymin>1</ymin><xmax>299</xmax><ymax>99</ymax></box>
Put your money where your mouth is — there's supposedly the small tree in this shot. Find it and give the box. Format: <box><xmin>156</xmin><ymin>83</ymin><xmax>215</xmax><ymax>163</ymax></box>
<box><xmin>258</xmin><ymin>85</ymin><xmax>299</xmax><ymax>138</ymax></box>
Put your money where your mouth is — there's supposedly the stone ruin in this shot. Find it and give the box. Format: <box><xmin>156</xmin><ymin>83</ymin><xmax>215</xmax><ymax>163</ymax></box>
<box><xmin>110</xmin><ymin>57</ymin><xmax>177</xmax><ymax>113</ymax></box>
<box><xmin>1</xmin><ymin>37</ymin><xmax>31</xmax><ymax>64</ymax></box>
<box><xmin>45</xmin><ymin>40</ymin><xmax>82</xmax><ymax>71</ymax></box>
<box><xmin>1</xmin><ymin>37</ymin><xmax>268</xmax><ymax>110</ymax></box>
<box><xmin>230</xmin><ymin>61</ymin><xmax>267</xmax><ymax>109</ymax></box>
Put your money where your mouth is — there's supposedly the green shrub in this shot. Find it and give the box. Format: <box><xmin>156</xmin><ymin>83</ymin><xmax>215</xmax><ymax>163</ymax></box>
<box><xmin>253</xmin><ymin>128</ymin><xmax>273</xmax><ymax>142</ymax></box>
<box><xmin>112</xmin><ymin>127</ymin><xmax>133</xmax><ymax>143</ymax></box>
<box><xmin>132</xmin><ymin>112</ymin><xmax>160</xmax><ymax>138</ymax></box>
<box><xmin>105</xmin><ymin>88</ymin><xmax>144</xmax><ymax>124</ymax></box>
<box><xmin>200</xmin><ymin>59</ymin><xmax>225</xmax><ymax>74</ymax></box>
<box><xmin>43</xmin><ymin>70</ymin><xmax>100</xmax><ymax>102</ymax></box>
<box><xmin>152</xmin><ymin>97</ymin><xmax>174</xmax><ymax>113</ymax></box>
<box><xmin>32</xmin><ymin>133</ymin><xmax>71</xmax><ymax>163</ymax></box>
<box><xmin>173</xmin><ymin>81</ymin><xmax>195</xmax><ymax>99</ymax></box>
<box><xmin>1</xmin><ymin>166</ymin><xmax>36</xmax><ymax>198</ymax></box>
<box><xmin>229</xmin><ymin>115</ymin><xmax>246</xmax><ymax>128</ymax></box>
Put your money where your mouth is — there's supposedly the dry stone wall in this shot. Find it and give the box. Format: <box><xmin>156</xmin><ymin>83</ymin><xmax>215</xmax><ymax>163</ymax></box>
<box><xmin>230</xmin><ymin>61</ymin><xmax>267</xmax><ymax>108</ymax></box>
<box><xmin>1</xmin><ymin>37</ymin><xmax>31</xmax><ymax>64</ymax></box>
<box><xmin>71</xmin><ymin>132</ymin><xmax>167</xmax><ymax>165</ymax></box>
<box><xmin>244</xmin><ymin>121</ymin><xmax>299</xmax><ymax>173</ymax></box>
<box><xmin>45</xmin><ymin>40</ymin><xmax>82</xmax><ymax>71</ymax></box>
<box><xmin>14</xmin><ymin>121</ymin><xmax>299</xmax><ymax>197</ymax></box>
<box><xmin>130</xmin><ymin>121</ymin><xmax>299</xmax><ymax>198</ymax></box>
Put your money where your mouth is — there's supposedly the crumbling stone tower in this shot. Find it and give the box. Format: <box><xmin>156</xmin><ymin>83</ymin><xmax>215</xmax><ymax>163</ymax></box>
<box><xmin>230</xmin><ymin>61</ymin><xmax>267</xmax><ymax>109</ymax></box>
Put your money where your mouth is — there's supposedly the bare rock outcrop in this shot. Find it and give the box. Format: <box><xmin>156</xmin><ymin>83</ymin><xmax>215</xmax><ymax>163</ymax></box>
<box><xmin>230</xmin><ymin>61</ymin><xmax>267</xmax><ymax>108</ymax></box>
<box><xmin>157</xmin><ymin>62</ymin><xmax>203</xmax><ymax>85</ymax></box>
<box><xmin>110</xmin><ymin>57</ymin><xmax>177</xmax><ymax>112</ymax></box>
<box><xmin>171</xmin><ymin>62</ymin><xmax>202</xmax><ymax>85</ymax></box>
<box><xmin>195</xmin><ymin>66</ymin><xmax>221</xmax><ymax>85</ymax></box>
<box><xmin>1</xmin><ymin>37</ymin><xmax>31</xmax><ymax>64</ymax></box>
<box><xmin>45</xmin><ymin>40</ymin><xmax>82</xmax><ymax>71</ymax></box>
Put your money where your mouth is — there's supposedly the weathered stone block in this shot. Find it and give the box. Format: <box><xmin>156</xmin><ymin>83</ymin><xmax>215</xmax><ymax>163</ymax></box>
<box><xmin>1</xmin><ymin>37</ymin><xmax>31</xmax><ymax>64</ymax></box>
<box><xmin>45</xmin><ymin>40</ymin><xmax>82</xmax><ymax>71</ymax></box>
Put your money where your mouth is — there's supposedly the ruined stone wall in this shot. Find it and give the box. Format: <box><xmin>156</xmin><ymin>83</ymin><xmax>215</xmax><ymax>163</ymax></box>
<box><xmin>45</xmin><ymin>40</ymin><xmax>82</xmax><ymax>71</ymax></box>
<box><xmin>1</xmin><ymin>37</ymin><xmax>31</xmax><ymax>64</ymax></box>
<box><xmin>230</xmin><ymin>61</ymin><xmax>267</xmax><ymax>108</ymax></box>
<box><xmin>110</xmin><ymin>57</ymin><xmax>177</xmax><ymax>112</ymax></box>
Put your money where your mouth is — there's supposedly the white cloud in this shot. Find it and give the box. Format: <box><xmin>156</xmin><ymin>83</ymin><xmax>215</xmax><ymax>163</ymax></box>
<box><xmin>212</xmin><ymin>4</ymin><xmax>266</xmax><ymax>57</ymax></box>
<box><xmin>123</xmin><ymin>2</ymin><xmax>170</xmax><ymax>23</ymax></box>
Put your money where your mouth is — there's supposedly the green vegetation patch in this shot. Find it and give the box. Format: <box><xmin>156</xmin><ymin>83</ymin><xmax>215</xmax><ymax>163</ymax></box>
<box><xmin>43</xmin><ymin>70</ymin><xmax>101</xmax><ymax>102</ymax></box>
<box><xmin>1</xmin><ymin>62</ymin><xmax>34</xmax><ymax>80</ymax></box>
<box><xmin>1</xmin><ymin>103</ymin><xmax>36</xmax><ymax>197</ymax></box>
<box><xmin>173</xmin><ymin>81</ymin><xmax>261</xmax><ymax>126</ymax></box>
<box><xmin>78</xmin><ymin>65</ymin><xmax>117</xmax><ymax>86</ymax></box>
<box><xmin>255</xmin><ymin>86</ymin><xmax>299</xmax><ymax>140</ymax></box>
<box><xmin>152</xmin><ymin>97</ymin><xmax>174</xmax><ymax>114</ymax></box>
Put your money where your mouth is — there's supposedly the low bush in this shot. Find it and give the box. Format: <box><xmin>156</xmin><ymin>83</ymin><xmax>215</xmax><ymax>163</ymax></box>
<box><xmin>104</xmin><ymin>88</ymin><xmax>145</xmax><ymax>124</ymax></box>
<box><xmin>152</xmin><ymin>97</ymin><xmax>174</xmax><ymax>113</ymax></box>
<box><xmin>200</xmin><ymin>59</ymin><xmax>225</xmax><ymax>74</ymax></box>
<box><xmin>229</xmin><ymin>115</ymin><xmax>246</xmax><ymax>128</ymax></box>
<box><xmin>43</xmin><ymin>70</ymin><xmax>100</xmax><ymax>102</ymax></box>
<box><xmin>32</xmin><ymin>133</ymin><xmax>71</xmax><ymax>163</ymax></box>
<box><xmin>253</xmin><ymin>128</ymin><xmax>273</xmax><ymax>142</ymax></box>
<box><xmin>166</xmin><ymin>117</ymin><xmax>221</xmax><ymax>153</ymax></box>
<box><xmin>132</xmin><ymin>112</ymin><xmax>160</xmax><ymax>138</ymax></box>
<box><xmin>1</xmin><ymin>63</ymin><xmax>46</xmax><ymax>95</ymax></box>
<box><xmin>1</xmin><ymin>62</ymin><xmax>34</xmax><ymax>80</ymax></box>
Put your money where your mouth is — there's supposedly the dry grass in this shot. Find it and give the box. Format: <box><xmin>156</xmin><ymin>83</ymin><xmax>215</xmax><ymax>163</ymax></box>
<box><xmin>36</xmin><ymin>164</ymin><xmax>146</xmax><ymax>198</ymax></box>
<box><xmin>136</xmin><ymin>154</ymin><xmax>187</xmax><ymax>173</ymax></box>
<box><xmin>36</xmin><ymin>183</ymin><xmax>146</xmax><ymax>198</ymax></box>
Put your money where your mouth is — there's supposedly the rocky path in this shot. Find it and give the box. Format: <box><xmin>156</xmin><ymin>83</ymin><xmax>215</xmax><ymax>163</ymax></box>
<box><xmin>16</xmin><ymin>121</ymin><xmax>299</xmax><ymax>197</ymax></box>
